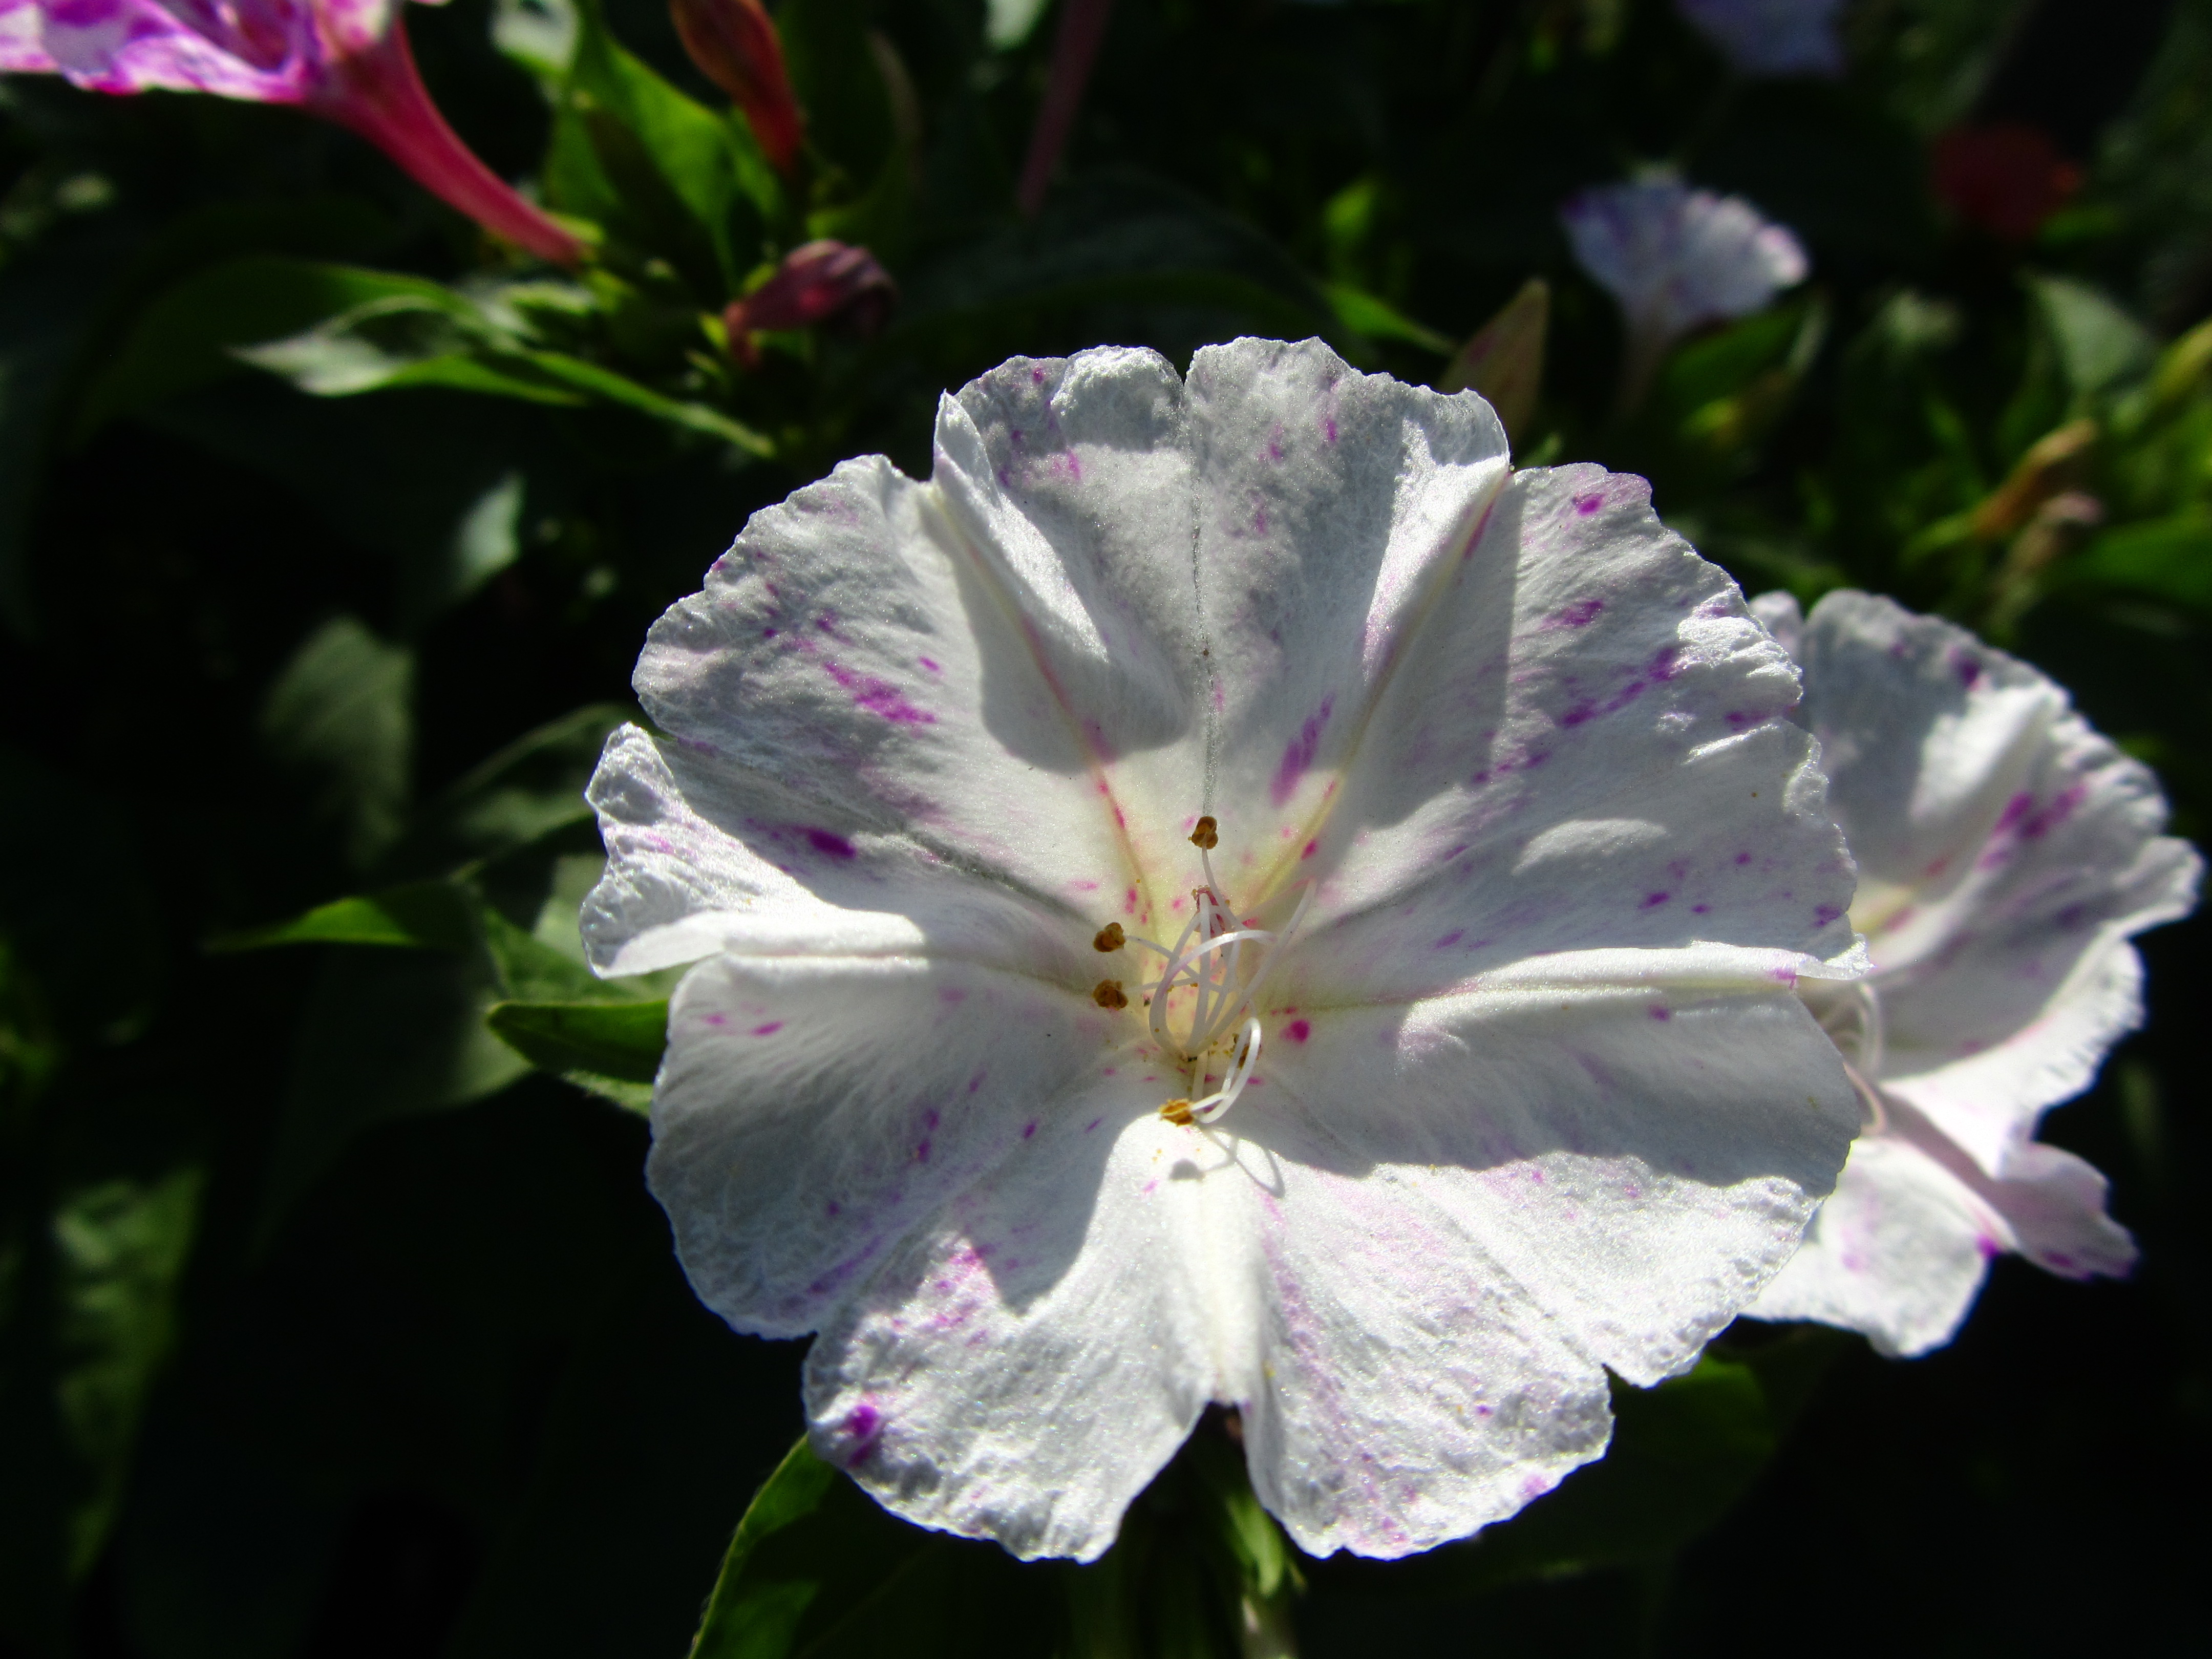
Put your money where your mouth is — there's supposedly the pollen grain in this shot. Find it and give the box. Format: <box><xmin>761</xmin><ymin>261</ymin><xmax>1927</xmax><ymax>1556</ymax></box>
<box><xmin>1092</xmin><ymin>979</ymin><xmax>1129</xmax><ymax>1010</ymax></box>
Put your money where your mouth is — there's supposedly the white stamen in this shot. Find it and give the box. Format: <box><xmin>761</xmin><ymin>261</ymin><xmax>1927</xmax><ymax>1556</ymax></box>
<box><xmin>1108</xmin><ymin>842</ymin><xmax>1317</xmax><ymax>1128</ymax></box>
<box><xmin>1192</xmin><ymin>1016</ymin><xmax>1263</xmax><ymax>1123</ymax></box>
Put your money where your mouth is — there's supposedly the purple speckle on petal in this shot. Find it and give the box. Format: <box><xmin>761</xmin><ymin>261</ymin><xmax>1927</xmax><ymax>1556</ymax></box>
<box><xmin>1022</xmin><ymin>1120</ymin><xmax>1037</xmax><ymax>1139</ymax></box>
<box><xmin>703</xmin><ymin>1013</ymin><xmax>728</xmax><ymax>1027</ymax></box>
<box><xmin>1553</xmin><ymin>598</ymin><xmax>1604</xmax><ymax>628</ymax></box>
<box><xmin>1691</xmin><ymin>903</ymin><xmax>1710</xmax><ymax>914</ymax></box>
<box><xmin>1285</xmin><ymin>1019</ymin><xmax>1311</xmax><ymax>1044</ymax></box>
<box><xmin>1085</xmin><ymin>1116</ymin><xmax>1104</xmax><ymax>1133</ymax></box>
<box><xmin>1814</xmin><ymin>904</ymin><xmax>1845</xmax><ymax>926</ymax></box>
<box><xmin>1272</xmin><ymin>696</ymin><xmax>1335</xmax><ymax>804</ymax></box>
<box><xmin>1642</xmin><ymin>891</ymin><xmax>1671</xmax><ymax>908</ymax></box>
<box><xmin>805</xmin><ymin>828</ymin><xmax>857</xmax><ymax>860</ymax></box>
<box><xmin>918</xmin><ymin>656</ymin><xmax>942</xmax><ymax>673</ymax></box>
<box><xmin>1572</xmin><ymin>492</ymin><xmax>1604</xmax><ymax>516</ymax></box>
<box><xmin>750</xmin><ymin>1021</ymin><xmax>783</xmax><ymax>1036</ymax></box>
<box><xmin>916</xmin><ymin>1139</ymin><xmax>931</xmax><ymax>1162</ymax></box>
<box><xmin>1650</xmin><ymin>1006</ymin><xmax>1671</xmax><ymax>1020</ymax></box>
<box><xmin>1436</xmin><ymin>930</ymin><xmax>1464</xmax><ymax>948</ymax></box>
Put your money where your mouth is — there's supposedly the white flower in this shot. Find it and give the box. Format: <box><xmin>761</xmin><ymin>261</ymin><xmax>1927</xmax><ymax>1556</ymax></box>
<box><xmin>584</xmin><ymin>338</ymin><xmax>1865</xmax><ymax>1562</ymax></box>
<box><xmin>1561</xmin><ymin>173</ymin><xmax>1809</xmax><ymax>411</ymax></box>
<box><xmin>1675</xmin><ymin>0</ymin><xmax>1846</xmax><ymax>79</ymax></box>
<box><xmin>1748</xmin><ymin>591</ymin><xmax>2201</xmax><ymax>1357</ymax></box>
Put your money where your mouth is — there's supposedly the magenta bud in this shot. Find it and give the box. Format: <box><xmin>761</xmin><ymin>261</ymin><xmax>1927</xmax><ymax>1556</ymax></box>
<box><xmin>723</xmin><ymin>240</ymin><xmax>896</xmax><ymax>366</ymax></box>
<box><xmin>669</xmin><ymin>0</ymin><xmax>805</xmax><ymax>176</ymax></box>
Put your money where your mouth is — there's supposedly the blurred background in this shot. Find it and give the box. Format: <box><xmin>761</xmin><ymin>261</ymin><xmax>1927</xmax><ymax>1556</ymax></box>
<box><xmin>1</xmin><ymin>0</ymin><xmax>2207</xmax><ymax>1652</ymax></box>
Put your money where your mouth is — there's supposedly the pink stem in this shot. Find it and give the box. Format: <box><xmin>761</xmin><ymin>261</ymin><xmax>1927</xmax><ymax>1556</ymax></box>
<box><xmin>1014</xmin><ymin>0</ymin><xmax>1114</xmax><ymax>217</ymax></box>
<box><xmin>315</xmin><ymin>22</ymin><xmax>584</xmax><ymax>266</ymax></box>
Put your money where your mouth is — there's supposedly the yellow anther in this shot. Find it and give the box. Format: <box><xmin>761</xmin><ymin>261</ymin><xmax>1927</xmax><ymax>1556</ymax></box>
<box><xmin>1092</xmin><ymin>979</ymin><xmax>1129</xmax><ymax>1010</ymax></box>
<box><xmin>1189</xmin><ymin>815</ymin><xmax>1219</xmax><ymax>850</ymax></box>
<box><xmin>1093</xmin><ymin>923</ymin><xmax>1126</xmax><ymax>952</ymax></box>
<box><xmin>1160</xmin><ymin>1098</ymin><xmax>1195</xmax><ymax>1125</ymax></box>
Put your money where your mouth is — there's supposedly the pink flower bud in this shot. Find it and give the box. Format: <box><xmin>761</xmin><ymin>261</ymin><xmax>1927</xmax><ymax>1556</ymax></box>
<box><xmin>722</xmin><ymin>240</ymin><xmax>896</xmax><ymax>367</ymax></box>
<box><xmin>668</xmin><ymin>0</ymin><xmax>804</xmax><ymax>176</ymax></box>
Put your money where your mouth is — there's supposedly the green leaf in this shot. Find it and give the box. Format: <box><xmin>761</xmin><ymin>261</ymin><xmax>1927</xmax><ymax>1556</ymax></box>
<box><xmin>260</xmin><ymin>616</ymin><xmax>414</xmax><ymax>870</ymax></box>
<box><xmin>258</xmin><ymin>948</ymin><xmax>531</xmax><ymax>1234</ymax></box>
<box><xmin>1324</xmin><ymin>283</ymin><xmax>1455</xmax><ymax>355</ymax></box>
<box><xmin>50</xmin><ymin>1167</ymin><xmax>205</xmax><ymax>1579</ymax></box>
<box><xmin>685</xmin><ymin>1437</ymin><xmax>1059</xmax><ymax>1659</ymax></box>
<box><xmin>550</xmin><ymin>0</ymin><xmax>774</xmax><ymax>291</ymax></box>
<box><xmin>688</xmin><ymin>1439</ymin><xmax>843</xmax><ymax>1658</ymax></box>
<box><xmin>72</xmin><ymin>259</ymin><xmax>471</xmax><ymax>437</ymax></box>
<box><xmin>486</xmin><ymin>999</ymin><xmax>668</xmax><ymax>1087</ymax></box>
<box><xmin>397</xmin><ymin>703</ymin><xmax>631</xmax><ymax>874</ymax></box>
<box><xmin>2067</xmin><ymin>513</ymin><xmax>2212</xmax><ymax>612</ymax></box>
<box><xmin>209</xmin><ymin>881</ymin><xmax>477</xmax><ymax>954</ymax></box>
<box><xmin>511</xmin><ymin>348</ymin><xmax>773</xmax><ymax>452</ymax></box>
<box><xmin>2027</xmin><ymin>273</ymin><xmax>2157</xmax><ymax>407</ymax></box>
<box><xmin>232</xmin><ymin>295</ymin><xmax>770</xmax><ymax>454</ymax></box>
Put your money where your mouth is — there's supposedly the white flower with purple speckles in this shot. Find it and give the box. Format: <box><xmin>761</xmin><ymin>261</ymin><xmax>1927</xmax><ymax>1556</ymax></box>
<box><xmin>1748</xmin><ymin>591</ymin><xmax>2201</xmax><ymax>1357</ymax></box>
<box><xmin>1676</xmin><ymin>0</ymin><xmax>1845</xmax><ymax>79</ymax></box>
<box><xmin>584</xmin><ymin>337</ymin><xmax>1866</xmax><ymax>1561</ymax></box>
<box><xmin>1561</xmin><ymin>172</ymin><xmax>1809</xmax><ymax>412</ymax></box>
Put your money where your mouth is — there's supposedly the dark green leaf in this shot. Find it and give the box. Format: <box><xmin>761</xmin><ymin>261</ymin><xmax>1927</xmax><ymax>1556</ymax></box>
<box><xmin>549</xmin><ymin>0</ymin><xmax>774</xmax><ymax>291</ymax></box>
<box><xmin>486</xmin><ymin>999</ymin><xmax>668</xmax><ymax>1086</ymax></box>
<box><xmin>685</xmin><ymin>1437</ymin><xmax>1058</xmax><ymax>1659</ymax></box>
<box><xmin>208</xmin><ymin>882</ymin><xmax>477</xmax><ymax>954</ymax></box>
<box><xmin>72</xmin><ymin>259</ymin><xmax>470</xmax><ymax>437</ymax></box>
<box><xmin>258</xmin><ymin>950</ymin><xmax>529</xmax><ymax>1233</ymax></box>
<box><xmin>259</xmin><ymin>616</ymin><xmax>414</xmax><ymax>870</ymax></box>
<box><xmin>2066</xmin><ymin>513</ymin><xmax>2212</xmax><ymax>612</ymax></box>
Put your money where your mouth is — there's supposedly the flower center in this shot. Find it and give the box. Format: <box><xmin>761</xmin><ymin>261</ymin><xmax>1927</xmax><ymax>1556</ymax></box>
<box><xmin>1091</xmin><ymin>816</ymin><xmax>1314</xmax><ymax>1128</ymax></box>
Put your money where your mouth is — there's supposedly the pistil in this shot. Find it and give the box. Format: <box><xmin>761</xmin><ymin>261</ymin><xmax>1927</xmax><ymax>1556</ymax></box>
<box><xmin>1093</xmin><ymin>816</ymin><xmax>1314</xmax><ymax>1126</ymax></box>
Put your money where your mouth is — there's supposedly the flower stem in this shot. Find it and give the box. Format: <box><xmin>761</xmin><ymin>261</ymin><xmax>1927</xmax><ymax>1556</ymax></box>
<box><xmin>316</xmin><ymin>22</ymin><xmax>585</xmax><ymax>266</ymax></box>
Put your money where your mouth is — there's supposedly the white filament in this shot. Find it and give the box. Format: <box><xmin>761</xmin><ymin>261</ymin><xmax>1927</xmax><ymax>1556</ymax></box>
<box><xmin>1120</xmin><ymin>875</ymin><xmax>1315</xmax><ymax>1126</ymax></box>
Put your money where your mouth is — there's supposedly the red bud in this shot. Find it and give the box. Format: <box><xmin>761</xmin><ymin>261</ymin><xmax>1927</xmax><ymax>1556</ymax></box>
<box><xmin>669</xmin><ymin>0</ymin><xmax>805</xmax><ymax>175</ymax></box>
<box><xmin>723</xmin><ymin>240</ymin><xmax>897</xmax><ymax>367</ymax></box>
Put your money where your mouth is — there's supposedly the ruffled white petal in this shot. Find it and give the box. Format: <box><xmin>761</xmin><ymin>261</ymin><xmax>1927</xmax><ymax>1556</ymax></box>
<box><xmin>648</xmin><ymin>952</ymin><xmax>1115</xmax><ymax>1341</ymax></box>
<box><xmin>1280</xmin><ymin>467</ymin><xmax>1852</xmax><ymax>1001</ymax></box>
<box><xmin>786</xmin><ymin>944</ymin><xmax>1854</xmax><ymax>1561</ymax></box>
<box><xmin>1750</xmin><ymin>1096</ymin><xmax>2137</xmax><ymax>1356</ymax></box>
<box><xmin>1797</xmin><ymin>590</ymin><xmax>2201</xmax><ymax>1170</ymax></box>
<box><xmin>800</xmin><ymin>1084</ymin><xmax>1216</xmax><ymax>1562</ymax></box>
<box><xmin>1230</xmin><ymin>965</ymin><xmax>1855</xmax><ymax>1555</ymax></box>
<box><xmin>582</xmin><ymin>723</ymin><xmax>1080</xmax><ymax>979</ymax></box>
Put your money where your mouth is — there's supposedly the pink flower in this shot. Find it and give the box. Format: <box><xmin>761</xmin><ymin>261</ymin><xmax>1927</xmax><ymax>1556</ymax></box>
<box><xmin>0</xmin><ymin>0</ymin><xmax>583</xmax><ymax>264</ymax></box>
<box><xmin>722</xmin><ymin>239</ymin><xmax>896</xmax><ymax>368</ymax></box>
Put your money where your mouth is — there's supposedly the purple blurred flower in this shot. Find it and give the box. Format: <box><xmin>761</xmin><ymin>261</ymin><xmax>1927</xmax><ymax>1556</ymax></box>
<box><xmin>1676</xmin><ymin>0</ymin><xmax>1844</xmax><ymax>78</ymax></box>
<box><xmin>0</xmin><ymin>0</ymin><xmax>582</xmax><ymax>263</ymax></box>
<box><xmin>1560</xmin><ymin>171</ymin><xmax>1808</xmax><ymax>412</ymax></box>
